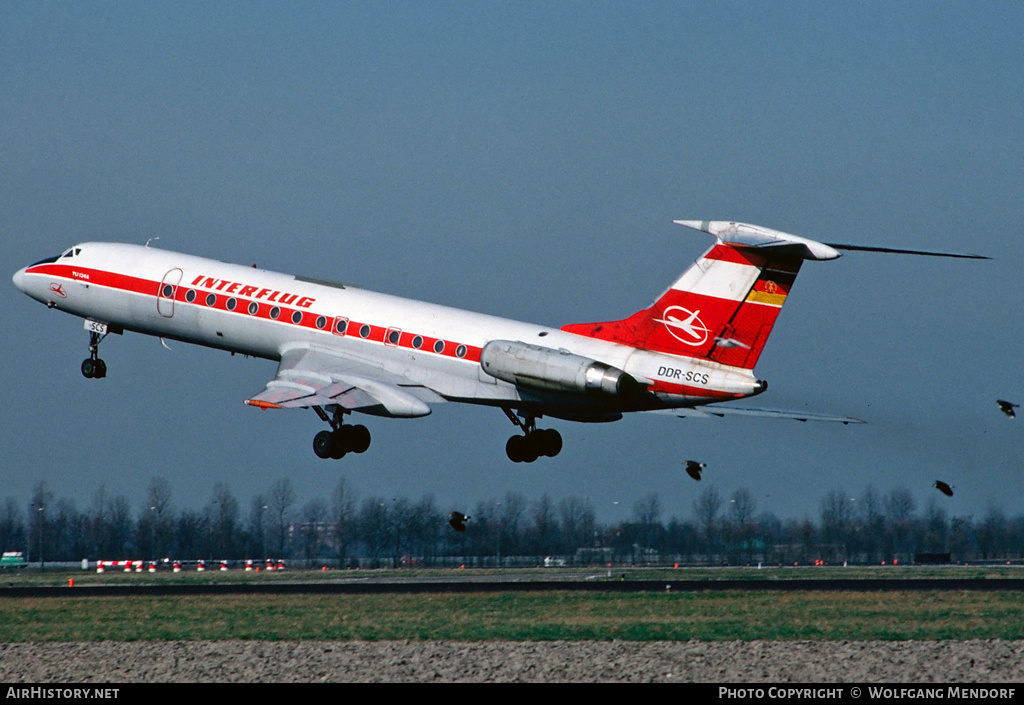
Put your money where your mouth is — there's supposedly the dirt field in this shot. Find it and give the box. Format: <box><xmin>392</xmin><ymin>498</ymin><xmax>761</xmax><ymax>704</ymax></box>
<box><xmin>1</xmin><ymin>640</ymin><xmax>1022</xmax><ymax>683</ymax></box>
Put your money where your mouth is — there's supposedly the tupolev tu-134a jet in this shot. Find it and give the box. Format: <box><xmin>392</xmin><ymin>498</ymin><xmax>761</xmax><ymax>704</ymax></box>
<box><xmin>13</xmin><ymin>220</ymin><xmax>985</xmax><ymax>463</ymax></box>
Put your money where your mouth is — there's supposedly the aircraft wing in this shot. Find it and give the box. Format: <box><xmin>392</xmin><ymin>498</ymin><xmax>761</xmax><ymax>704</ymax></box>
<box><xmin>656</xmin><ymin>405</ymin><xmax>865</xmax><ymax>424</ymax></box>
<box><xmin>244</xmin><ymin>345</ymin><xmax>441</xmax><ymax>417</ymax></box>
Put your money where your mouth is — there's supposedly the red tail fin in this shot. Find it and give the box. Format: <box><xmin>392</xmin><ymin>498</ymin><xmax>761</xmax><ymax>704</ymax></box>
<box><xmin>561</xmin><ymin>241</ymin><xmax>803</xmax><ymax>370</ymax></box>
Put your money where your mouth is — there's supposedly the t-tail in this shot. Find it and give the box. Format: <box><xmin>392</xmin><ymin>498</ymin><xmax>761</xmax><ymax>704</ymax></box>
<box><xmin>561</xmin><ymin>221</ymin><xmax>842</xmax><ymax>370</ymax></box>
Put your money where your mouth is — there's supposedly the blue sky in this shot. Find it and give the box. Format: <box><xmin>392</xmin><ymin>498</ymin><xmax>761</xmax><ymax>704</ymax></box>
<box><xmin>2</xmin><ymin>2</ymin><xmax>1022</xmax><ymax>524</ymax></box>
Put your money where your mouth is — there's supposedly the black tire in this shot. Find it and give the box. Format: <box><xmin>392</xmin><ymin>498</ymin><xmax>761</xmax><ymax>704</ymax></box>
<box><xmin>506</xmin><ymin>435</ymin><xmax>526</xmax><ymax>462</ymax></box>
<box><xmin>81</xmin><ymin>359</ymin><xmax>95</xmax><ymax>378</ymax></box>
<box><xmin>94</xmin><ymin>359</ymin><xmax>107</xmax><ymax>379</ymax></box>
<box><xmin>520</xmin><ymin>436</ymin><xmax>540</xmax><ymax>463</ymax></box>
<box><xmin>350</xmin><ymin>425</ymin><xmax>371</xmax><ymax>454</ymax></box>
<box><xmin>313</xmin><ymin>430</ymin><xmax>336</xmax><ymax>459</ymax></box>
<box><xmin>328</xmin><ymin>429</ymin><xmax>347</xmax><ymax>459</ymax></box>
<box><xmin>538</xmin><ymin>428</ymin><xmax>562</xmax><ymax>457</ymax></box>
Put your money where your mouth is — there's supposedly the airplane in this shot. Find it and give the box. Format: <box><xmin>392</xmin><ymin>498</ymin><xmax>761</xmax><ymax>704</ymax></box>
<box><xmin>12</xmin><ymin>220</ymin><xmax>986</xmax><ymax>463</ymax></box>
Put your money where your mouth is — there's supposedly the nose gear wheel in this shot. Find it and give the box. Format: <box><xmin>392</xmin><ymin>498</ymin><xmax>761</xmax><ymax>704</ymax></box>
<box><xmin>81</xmin><ymin>331</ymin><xmax>107</xmax><ymax>379</ymax></box>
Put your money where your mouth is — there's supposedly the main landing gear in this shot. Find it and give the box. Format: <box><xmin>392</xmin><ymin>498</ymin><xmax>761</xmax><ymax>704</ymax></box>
<box><xmin>503</xmin><ymin>408</ymin><xmax>562</xmax><ymax>463</ymax></box>
<box><xmin>81</xmin><ymin>331</ymin><xmax>107</xmax><ymax>379</ymax></box>
<box><xmin>311</xmin><ymin>405</ymin><xmax>371</xmax><ymax>460</ymax></box>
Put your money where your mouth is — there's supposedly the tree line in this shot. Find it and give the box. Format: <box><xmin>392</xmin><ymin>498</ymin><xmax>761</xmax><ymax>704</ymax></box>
<box><xmin>2</xmin><ymin>479</ymin><xmax>1022</xmax><ymax>568</ymax></box>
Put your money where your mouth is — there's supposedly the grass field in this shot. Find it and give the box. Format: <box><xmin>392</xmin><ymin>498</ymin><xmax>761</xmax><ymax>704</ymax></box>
<box><xmin>1</xmin><ymin>566</ymin><xmax>1022</xmax><ymax>642</ymax></box>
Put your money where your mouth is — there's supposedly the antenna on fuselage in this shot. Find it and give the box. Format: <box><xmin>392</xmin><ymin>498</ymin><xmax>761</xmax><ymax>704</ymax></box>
<box><xmin>145</xmin><ymin>237</ymin><xmax>160</xmax><ymax>248</ymax></box>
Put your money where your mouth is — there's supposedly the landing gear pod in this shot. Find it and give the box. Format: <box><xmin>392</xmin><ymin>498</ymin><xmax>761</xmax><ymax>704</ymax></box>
<box><xmin>480</xmin><ymin>340</ymin><xmax>644</xmax><ymax>396</ymax></box>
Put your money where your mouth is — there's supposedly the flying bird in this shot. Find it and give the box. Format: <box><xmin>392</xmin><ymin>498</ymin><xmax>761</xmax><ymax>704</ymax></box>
<box><xmin>684</xmin><ymin>460</ymin><xmax>706</xmax><ymax>481</ymax></box>
<box><xmin>449</xmin><ymin>511</ymin><xmax>470</xmax><ymax>532</ymax></box>
<box><xmin>933</xmin><ymin>481</ymin><xmax>954</xmax><ymax>497</ymax></box>
<box><xmin>997</xmin><ymin>400</ymin><xmax>1019</xmax><ymax>418</ymax></box>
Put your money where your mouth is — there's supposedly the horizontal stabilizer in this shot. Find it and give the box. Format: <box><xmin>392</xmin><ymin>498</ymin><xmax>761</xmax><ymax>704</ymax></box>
<box><xmin>675</xmin><ymin>220</ymin><xmax>989</xmax><ymax>261</ymax></box>
<box><xmin>824</xmin><ymin>243</ymin><xmax>990</xmax><ymax>260</ymax></box>
<box><xmin>674</xmin><ymin>220</ymin><xmax>841</xmax><ymax>261</ymax></box>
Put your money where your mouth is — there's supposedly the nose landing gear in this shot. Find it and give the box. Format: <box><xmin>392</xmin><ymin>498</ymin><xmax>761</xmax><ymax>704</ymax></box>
<box><xmin>81</xmin><ymin>330</ymin><xmax>107</xmax><ymax>379</ymax></box>
<box><xmin>502</xmin><ymin>408</ymin><xmax>562</xmax><ymax>463</ymax></box>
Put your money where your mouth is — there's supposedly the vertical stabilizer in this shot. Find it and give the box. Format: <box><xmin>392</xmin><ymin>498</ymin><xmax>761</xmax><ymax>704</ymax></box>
<box><xmin>561</xmin><ymin>221</ymin><xmax>838</xmax><ymax>369</ymax></box>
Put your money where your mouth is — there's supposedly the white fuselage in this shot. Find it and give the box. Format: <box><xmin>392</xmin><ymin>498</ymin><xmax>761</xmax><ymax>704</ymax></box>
<box><xmin>13</xmin><ymin>242</ymin><xmax>762</xmax><ymax>418</ymax></box>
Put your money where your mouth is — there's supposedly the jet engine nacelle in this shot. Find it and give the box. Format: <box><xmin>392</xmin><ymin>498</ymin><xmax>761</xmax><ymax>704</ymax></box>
<box><xmin>480</xmin><ymin>340</ymin><xmax>644</xmax><ymax>396</ymax></box>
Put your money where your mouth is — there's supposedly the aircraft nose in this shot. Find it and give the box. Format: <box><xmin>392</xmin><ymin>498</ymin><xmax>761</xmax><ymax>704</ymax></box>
<box><xmin>12</xmin><ymin>267</ymin><xmax>26</xmax><ymax>293</ymax></box>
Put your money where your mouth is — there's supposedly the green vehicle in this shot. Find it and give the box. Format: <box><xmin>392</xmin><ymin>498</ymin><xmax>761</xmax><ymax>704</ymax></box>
<box><xmin>0</xmin><ymin>551</ymin><xmax>27</xmax><ymax>569</ymax></box>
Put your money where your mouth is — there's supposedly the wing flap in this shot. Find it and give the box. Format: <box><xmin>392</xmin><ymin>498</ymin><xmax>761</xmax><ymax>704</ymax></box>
<box><xmin>245</xmin><ymin>345</ymin><xmax>433</xmax><ymax>417</ymax></box>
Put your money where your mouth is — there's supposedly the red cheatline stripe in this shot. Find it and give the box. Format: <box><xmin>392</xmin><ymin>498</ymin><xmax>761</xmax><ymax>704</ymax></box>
<box><xmin>27</xmin><ymin>264</ymin><xmax>483</xmax><ymax>363</ymax></box>
<box><xmin>28</xmin><ymin>264</ymin><xmax>156</xmax><ymax>297</ymax></box>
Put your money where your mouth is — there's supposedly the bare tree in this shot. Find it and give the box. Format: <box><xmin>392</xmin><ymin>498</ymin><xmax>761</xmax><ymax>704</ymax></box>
<box><xmin>331</xmin><ymin>477</ymin><xmax>358</xmax><ymax>567</ymax></box>
<box><xmin>51</xmin><ymin>497</ymin><xmax>83</xmax><ymax>562</ymax></box>
<box><xmin>559</xmin><ymin>496</ymin><xmax>596</xmax><ymax>557</ymax></box>
<box><xmin>175</xmin><ymin>509</ymin><xmax>205</xmax><ymax>559</ymax></box>
<box><xmin>756</xmin><ymin>511</ymin><xmax>783</xmax><ymax>564</ymax></box>
<box><xmin>0</xmin><ymin>498</ymin><xmax>25</xmax><ymax>556</ymax></box>
<box><xmin>633</xmin><ymin>493</ymin><xmax>662</xmax><ymax>554</ymax></box>
<box><xmin>140</xmin><ymin>477</ymin><xmax>174</xmax><ymax>559</ymax></box>
<box><xmin>884</xmin><ymin>487</ymin><xmax>917</xmax><ymax>563</ymax></box>
<box><xmin>949</xmin><ymin>515</ymin><xmax>975</xmax><ymax>561</ymax></box>
<box><xmin>388</xmin><ymin>497</ymin><xmax>414</xmax><ymax>568</ymax></box>
<box><xmin>857</xmin><ymin>485</ymin><xmax>886</xmax><ymax>564</ymax></box>
<box><xmin>299</xmin><ymin>498</ymin><xmax>329</xmax><ymax>563</ymax></box>
<box><xmin>665</xmin><ymin>517</ymin><xmax>699</xmax><ymax>563</ymax></box>
<box><xmin>820</xmin><ymin>489</ymin><xmax>854</xmax><ymax>563</ymax></box>
<box><xmin>205</xmin><ymin>483</ymin><xmax>241</xmax><ymax>559</ymax></box>
<box><xmin>28</xmin><ymin>481</ymin><xmax>54</xmax><ymax>566</ymax></box>
<box><xmin>921</xmin><ymin>497</ymin><xmax>949</xmax><ymax>553</ymax></box>
<box><xmin>359</xmin><ymin>496</ymin><xmax>391</xmax><ymax>567</ymax></box>
<box><xmin>528</xmin><ymin>494</ymin><xmax>559</xmax><ymax>557</ymax></box>
<box><xmin>693</xmin><ymin>486</ymin><xmax>722</xmax><ymax>563</ymax></box>
<box><xmin>976</xmin><ymin>503</ymin><xmax>1007</xmax><ymax>560</ymax></box>
<box><xmin>412</xmin><ymin>495</ymin><xmax>443</xmax><ymax>566</ymax></box>
<box><xmin>267</xmin><ymin>478</ymin><xmax>296</xmax><ymax>558</ymax></box>
<box><xmin>84</xmin><ymin>485</ymin><xmax>112</xmax><ymax>559</ymax></box>
<box><xmin>108</xmin><ymin>495</ymin><xmax>133</xmax><ymax>559</ymax></box>
<box><xmin>500</xmin><ymin>492</ymin><xmax>527</xmax><ymax>559</ymax></box>
<box><xmin>729</xmin><ymin>488</ymin><xmax>758</xmax><ymax>563</ymax></box>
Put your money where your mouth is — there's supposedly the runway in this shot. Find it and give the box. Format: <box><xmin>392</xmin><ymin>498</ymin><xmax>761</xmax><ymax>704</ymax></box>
<box><xmin>4</xmin><ymin>576</ymin><xmax>1024</xmax><ymax>598</ymax></box>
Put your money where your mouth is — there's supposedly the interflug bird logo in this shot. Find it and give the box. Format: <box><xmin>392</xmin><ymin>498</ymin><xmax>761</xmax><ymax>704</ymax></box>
<box><xmin>655</xmin><ymin>306</ymin><xmax>709</xmax><ymax>346</ymax></box>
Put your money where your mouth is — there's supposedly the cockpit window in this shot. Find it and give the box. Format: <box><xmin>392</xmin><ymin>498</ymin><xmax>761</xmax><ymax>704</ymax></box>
<box><xmin>58</xmin><ymin>247</ymin><xmax>81</xmax><ymax>259</ymax></box>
